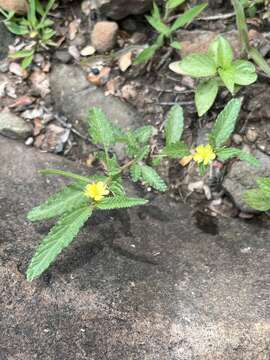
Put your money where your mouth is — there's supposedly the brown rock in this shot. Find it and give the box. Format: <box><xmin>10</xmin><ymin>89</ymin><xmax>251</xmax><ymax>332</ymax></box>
<box><xmin>0</xmin><ymin>0</ymin><xmax>28</xmax><ymax>14</ymax></box>
<box><xmin>91</xmin><ymin>21</ymin><xmax>118</xmax><ymax>53</ymax></box>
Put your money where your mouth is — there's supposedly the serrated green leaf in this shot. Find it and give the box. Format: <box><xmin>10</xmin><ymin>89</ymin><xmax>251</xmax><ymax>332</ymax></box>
<box><xmin>26</xmin><ymin>205</ymin><xmax>92</xmax><ymax>281</ymax></box>
<box><xmin>109</xmin><ymin>178</ymin><xmax>125</xmax><ymax>196</ymax></box>
<box><xmin>209</xmin><ymin>98</ymin><xmax>241</xmax><ymax>148</ymax></box>
<box><xmin>232</xmin><ymin>59</ymin><xmax>257</xmax><ymax>85</ymax></box>
<box><xmin>179</xmin><ymin>54</ymin><xmax>217</xmax><ymax>78</ymax></box>
<box><xmin>27</xmin><ymin>185</ymin><xmax>87</xmax><ymax>221</ymax></box>
<box><xmin>244</xmin><ymin>189</ymin><xmax>270</xmax><ymax>211</ymax></box>
<box><xmin>136</xmin><ymin>145</ymin><xmax>150</xmax><ymax>161</ymax></box>
<box><xmin>107</xmin><ymin>154</ymin><xmax>121</xmax><ymax>176</ymax></box>
<box><xmin>195</xmin><ymin>78</ymin><xmax>219</xmax><ymax>116</ymax></box>
<box><xmin>161</xmin><ymin>142</ymin><xmax>190</xmax><ymax>158</ymax></box>
<box><xmin>140</xmin><ymin>165</ymin><xmax>167</xmax><ymax>192</ymax></box>
<box><xmin>218</xmin><ymin>67</ymin><xmax>235</xmax><ymax>94</ymax></box>
<box><xmin>130</xmin><ymin>163</ymin><xmax>142</xmax><ymax>182</ymax></box>
<box><xmin>165</xmin><ymin>104</ymin><xmax>184</xmax><ymax>145</ymax></box>
<box><xmin>88</xmin><ymin>107</ymin><xmax>115</xmax><ymax>149</ymax></box>
<box><xmin>166</xmin><ymin>0</ymin><xmax>185</xmax><ymax>10</ymax></box>
<box><xmin>170</xmin><ymin>3</ymin><xmax>207</xmax><ymax>32</ymax></box>
<box><xmin>133</xmin><ymin>125</ymin><xmax>153</xmax><ymax>144</ymax></box>
<box><xmin>97</xmin><ymin>196</ymin><xmax>148</xmax><ymax>210</ymax></box>
<box><xmin>216</xmin><ymin>147</ymin><xmax>260</xmax><ymax>167</ymax></box>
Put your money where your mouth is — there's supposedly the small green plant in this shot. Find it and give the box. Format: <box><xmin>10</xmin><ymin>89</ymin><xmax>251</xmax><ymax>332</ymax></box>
<box><xmin>26</xmin><ymin>107</ymin><xmax>170</xmax><ymax>281</ymax></box>
<box><xmin>244</xmin><ymin>177</ymin><xmax>270</xmax><ymax>211</ymax></box>
<box><xmin>156</xmin><ymin>98</ymin><xmax>259</xmax><ymax>175</ymax></box>
<box><xmin>134</xmin><ymin>0</ymin><xmax>207</xmax><ymax>65</ymax></box>
<box><xmin>232</xmin><ymin>0</ymin><xmax>270</xmax><ymax>77</ymax></box>
<box><xmin>0</xmin><ymin>0</ymin><xmax>56</xmax><ymax>68</ymax></box>
<box><xmin>174</xmin><ymin>36</ymin><xmax>257</xmax><ymax>116</ymax></box>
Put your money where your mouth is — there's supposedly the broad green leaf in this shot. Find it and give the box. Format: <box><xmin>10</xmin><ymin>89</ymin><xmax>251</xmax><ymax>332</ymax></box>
<box><xmin>9</xmin><ymin>49</ymin><xmax>34</xmax><ymax>59</ymax></box>
<box><xmin>244</xmin><ymin>189</ymin><xmax>270</xmax><ymax>211</ymax></box>
<box><xmin>140</xmin><ymin>165</ymin><xmax>167</xmax><ymax>192</ymax></box>
<box><xmin>232</xmin><ymin>60</ymin><xmax>257</xmax><ymax>85</ymax></box>
<box><xmin>170</xmin><ymin>41</ymin><xmax>182</xmax><ymax>50</ymax></box>
<box><xmin>27</xmin><ymin>185</ymin><xmax>87</xmax><ymax>221</ymax></box>
<box><xmin>179</xmin><ymin>54</ymin><xmax>217</xmax><ymax>78</ymax></box>
<box><xmin>209</xmin><ymin>98</ymin><xmax>241</xmax><ymax>148</ymax></box>
<box><xmin>88</xmin><ymin>107</ymin><xmax>115</xmax><ymax>149</ymax></box>
<box><xmin>130</xmin><ymin>163</ymin><xmax>142</xmax><ymax>182</ymax></box>
<box><xmin>97</xmin><ymin>196</ymin><xmax>148</xmax><ymax>210</ymax></box>
<box><xmin>5</xmin><ymin>21</ymin><xmax>29</xmax><ymax>35</ymax></box>
<box><xmin>165</xmin><ymin>104</ymin><xmax>184</xmax><ymax>145</ymax></box>
<box><xmin>39</xmin><ymin>169</ymin><xmax>92</xmax><ymax>184</ymax></box>
<box><xmin>248</xmin><ymin>47</ymin><xmax>270</xmax><ymax>78</ymax></box>
<box><xmin>133</xmin><ymin>125</ymin><xmax>153</xmax><ymax>144</ymax></box>
<box><xmin>27</xmin><ymin>205</ymin><xmax>92</xmax><ymax>281</ymax></box>
<box><xmin>28</xmin><ymin>0</ymin><xmax>37</xmax><ymax>27</ymax></box>
<box><xmin>216</xmin><ymin>147</ymin><xmax>260</xmax><ymax>167</ymax></box>
<box><xmin>218</xmin><ymin>67</ymin><xmax>235</xmax><ymax>94</ymax></box>
<box><xmin>161</xmin><ymin>142</ymin><xmax>190</xmax><ymax>158</ymax></box>
<box><xmin>170</xmin><ymin>3</ymin><xmax>207</xmax><ymax>32</ymax></box>
<box><xmin>166</xmin><ymin>0</ymin><xmax>185</xmax><ymax>10</ymax></box>
<box><xmin>195</xmin><ymin>78</ymin><xmax>219</xmax><ymax>116</ymax></box>
<box><xmin>216</xmin><ymin>36</ymin><xmax>234</xmax><ymax>69</ymax></box>
<box><xmin>134</xmin><ymin>45</ymin><xmax>158</xmax><ymax>64</ymax></box>
<box><xmin>21</xmin><ymin>54</ymin><xmax>34</xmax><ymax>69</ymax></box>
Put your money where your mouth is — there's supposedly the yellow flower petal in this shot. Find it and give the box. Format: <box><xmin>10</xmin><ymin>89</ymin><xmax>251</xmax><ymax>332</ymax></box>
<box><xmin>84</xmin><ymin>181</ymin><xmax>109</xmax><ymax>202</ymax></box>
<box><xmin>192</xmin><ymin>144</ymin><xmax>216</xmax><ymax>166</ymax></box>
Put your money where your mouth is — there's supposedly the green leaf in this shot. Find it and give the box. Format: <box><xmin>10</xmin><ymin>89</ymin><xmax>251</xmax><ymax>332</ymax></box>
<box><xmin>9</xmin><ymin>49</ymin><xmax>35</xmax><ymax>59</ymax></box>
<box><xmin>97</xmin><ymin>196</ymin><xmax>148</xmax><ymax>210</ymax></box>
<box><xmin>161</xmin><ymin>142</ymin><xmax>190</xmax><ymax>158</ymax></box>
<box><xmin>130</xmin><ymin>163</ymin><xmax>142</xmax><ymax>182</ymax></box>
<box><xmin>109</xmin><ymin>179</ymin><xmax>125</xmax><ymax>196</ymax></box>
<box><xmin>39</xmin><ymin>169</ymin><xmax>92</xmax><ymax>184</ymax></box>
<box><xmin>88</xmin><ymin>107</ymin><xmax>115</xmax><ymax>149</ymax></box>
<box><xmin>40</xmin><ymin>0</ymin><xmax>56</xmax><ymax>25</ymax></box>
<box><xmin>26</xmin><ymin>205</ymin><xmax>92</xmax><ymax>281</ymax></box>
<box><xmin>232</xmin><ymin>60</ymin><xmax>257</xmax><ymax>85</ymax></box>
<box><xmin>140</xmin><ymin>165</ymin><xmax>167</xmax><ymax>192</ymax></box>
<box><xmin>146</xmin><ymin>4</ymin><xmax>171</xmax><ymax>36</ymax></box>
<box><xmin>216</xmin><ymin>36</ymin><xmax>234</xmax><ymax>69</ymax></box>
<box><xmin>209</xmin><ymin>98</ymin><xmax>242</xmax><ymax>148</ymax></box>
<box><xmin>256</xmin><ymin>177</ymin><xmax>270</xmax><ymax>192</ymax></box>
<box><xmin>27</xmin><ymin>185</ymin><xmax>87</xmax><ymax>221</ymax></box>
<box><xmin>28</xmin><ymin>0</ymin><xmax>37</xmax><ymax>28</ymax></box>
<box><xmin>244</xmin><ymin>189</ymin><xmax>270</xmax><ymax>211</ymax></box>
<box><xmin>218</xmin><ymin>67</ymin><xmax>235</xmax><ymax>94</ymax></box>
<box><xmin>216</xmin><ymin>147</ymin><xmax>260</xmax><ymax>167</ymax></box>
<box><xmin>195</xmin><ymin>78</ymin><xmax>219</xmax><ymax>116</ymax></box>
<box><xmin>166</xmin><ymin>0</ymin><xmax>185</xmax><ymax>10</ymax></box>
<box><xmin>5</xmin><ymin>21</ymin><xmax>29</xmax><ymax>35</ymax></box>
<box><xmin>170</xmin><ymin>41</ymin><xmax>182</xmax><ymax>50</ymax></box>
<box><xmin>165</xmin><ymin>104</ymin><xmax>184</xmax><ymax>145</ymax></box>
<box><xmin>179</xmin><ymin>54</ymin><xmax>217</xmax><ymax>78</ymax></box>
<box><xmin>134</xmin><ymin>45</ymin><xmax>158</xmax><ymax>64</ymax></box>
<box><xmin>231</xmin><ymin>0</ymin><xmax>249</xmax><ymax>53</ymax></box>
<box><xmin>21</xmin><ymin>54</ymin><xmax>34</xmax><ymax>69</ymax></box>
<box><xmin>133</xmin><ymin>125</ymin><xmax>153</xmax><ymax>144</ymax></box>
<box><xmin>136</xmin><ymin>145</ymin><xmax>150</xmax><ymax>161</ymax></box>
<box><xmin>170</xmin><ymin>3</ymin><xmax>207</xmax><ymax>32</ymax></box>
<box><xmin>248</xmin><ymin>47</ymin><xmax>270</xmax><ymax>78</ymax></box>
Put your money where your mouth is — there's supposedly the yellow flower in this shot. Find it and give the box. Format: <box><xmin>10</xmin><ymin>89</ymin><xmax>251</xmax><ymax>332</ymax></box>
<box><xmin>84</xmin><ymin>181</ymin><xmax>109</xmax><ymax>202</ymax></box>
<box><xmin>193</xmin><ymin>144</ymin><xmax>216</xmax><ymax>166</ymax></box>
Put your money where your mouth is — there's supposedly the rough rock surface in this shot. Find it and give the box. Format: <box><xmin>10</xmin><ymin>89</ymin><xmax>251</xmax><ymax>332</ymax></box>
<box><xmin>0</xmin><ymin>110</ymin><xmax>32</xmax><ymax>139</ymax></box>
<box><xmin>1</xmin><ymin>136</ymin><xmax>270</xmax><ymax>359</ymax></box>
<box><xmin>91</xmin><ymin>21</ymin><xmax>118</xmax><ymax>53</ymax></box>
<box><xmin>50</xmin><ymin>64</ymin><xmax>141</xmax><ymax>132</ymax></box>
<box><xmin>0</xmin><ymin>0</ymin><xmax>28</xmax><ymax>14</ymax></box>
<box><xmin>0</xmin><ymin>23</ymin><xmax>13</xmax><ymax>61</ymax></box>
<box><xmin>97</xmin><ymin>0</ymin><xmax>152</xmax><ymax>20</ymax></box>
<box><xmin>223</xmin><ymin>150</ymin><xmax>270</xmax><ymax>212</ymax></box>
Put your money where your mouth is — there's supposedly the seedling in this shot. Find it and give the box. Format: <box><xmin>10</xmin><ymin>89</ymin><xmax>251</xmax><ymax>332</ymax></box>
<box><xmin>0</xmin><ymin>0</ymin><xmax>56</xmax><ymax>68</ymax></box>
<box><xmin>172</xmin><ymin>36</ymin><xmax>257</xmax><ymax>116</ymax></box>
<box><xmin>134</xmin><ymin>0</ymin><xmax>207</xmax><ymax>65</ymax></box>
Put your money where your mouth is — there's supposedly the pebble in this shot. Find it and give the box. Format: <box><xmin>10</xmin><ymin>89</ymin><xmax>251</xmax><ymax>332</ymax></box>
<box><xmin>54</xmin><ymin>50</ymin><xmax>72</xmax><ymax>64</ymax></box>
<box><xmin>91</xmin><ymin>21</ymin><xmax>119</xmax><ymax>53</ymax></box>
<box><xmin>246</xmin><ymin>127</ymin><xmax>258</xmax><ymax>143</ymax></box>
<box><xmin>68</xmin><ymin>45</ymin><xmax>80</xmax><ymax>61</ymax></box>
<box><xmin>80</xmin><ymin>45</ymin><xmax>96</xmax><ymax>56</ymax></box>
<box><xmin>0</xmin><ymin>110</ymin><xmax>32</xmax><ymax>140</ymax></box>
<box><xmin>9</xmin><ymin>62</ymin><xmax>27</xmax><ymax>77</ymax></box>
<box><xmin>25</xmin><ymin>137</ymin><xmax>34</xmax><ymax>146</ymax></box>
<box><xmin>232</xmin><ymin>134</ymin><xmax>243</xmax><ymax>145</ymax></box>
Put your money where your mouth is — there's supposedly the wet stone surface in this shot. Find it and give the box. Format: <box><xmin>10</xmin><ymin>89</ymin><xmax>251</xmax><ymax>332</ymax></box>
<box><xmin>0</xmin><ymin>136</ymin><xmax>270</xmax><ymax>359</ymax></box>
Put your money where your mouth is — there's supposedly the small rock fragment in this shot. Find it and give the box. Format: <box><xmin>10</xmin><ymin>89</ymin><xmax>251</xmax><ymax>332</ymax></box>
<box><xmin>68</xmin><ymin>45</ymin><xmax>80</xmax><ymax>61</ymax></box>
<box><xmin>0</xmin><ymin>110</ymin><xmax>32</xmax><ymax>140</ymax></box>
<box><xmin>118</xmin><ymin>51</ymin><xmax>132</xmax><ymax>72</ymax></box>
<box><xmin>54</xmin><ymin>50</ymin><xmax>72</xmax><ymax>64</ymax></box>
<box><xmin>91</xmin><ymin>21</ymin><xmax>119</xmax><ymax>53</ymax></box>
<box><xmin>80</xmin><ymin>45</ymin><xmax>96</xmax><ymax>56</ymax></box>
<box><xmin>30</xmin><ymin>69</ymin><xmax>50</xmax><ymax>97</ymax></box>
<box><xmin>87</xmin><ymin>66</ymin><xmax>111</xmax><ymax>86</ymax></box>
<box><xmin>9</xmin><ymin>62</ymin><xmax>27</xmax><ymax>77</ymax></box>
<box><xmin>246</xmin><ymin>127</ymin><xmax>258</xmax><ymax>143</ymax></box>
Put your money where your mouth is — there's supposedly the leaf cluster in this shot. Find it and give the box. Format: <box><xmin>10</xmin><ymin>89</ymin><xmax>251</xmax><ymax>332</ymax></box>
<box><xmin>176</xmin><ymin>36</ymin><xmax>257</xmax><ymax>116</ymax></box>
<box><xmin>134</xmin><ymin>0</ymin><xmax>207</xmax><ymax>64</ymax></box>
<box><xmin>0</xmin><ymin>0</ymin><xmax>56</xmax><ymax>68</ymax></box>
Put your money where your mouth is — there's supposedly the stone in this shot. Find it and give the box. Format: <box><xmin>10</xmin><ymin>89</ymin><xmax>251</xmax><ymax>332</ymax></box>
<box><xmin>223</xmin><ymin>149</ymin><xmax>270</xmax><ymax>212</ymax></box>
<box><xmin>54</xmin><ymin>50</ymin><xmax>72</xmax><ymax>64</ymax></box>
<box><xmin>97</xmin><ymin>0</ymin><xmax>152</xmax><ymax>20</ymax></box>
<box><xmin>0</xmin><ymin>136</ymin><xmax>270</xmax><ymax>359</ymax></box>
<box><xmin>0</xmin><ymin>0</ymin><xmax>27</xmax><ymax>14</ymax></box>
<box><xmin>49</xmin><ymin>64</ymin><xmax>141</xmax><ymax>133</ymax></box>
<box><xmin>0</xmin><ymin>23</ymin><xmax>13</xmax><ymax>61</ymax></box>
<box><xmin>0</xmin><ymin>110</ymin><xmax>32</xmax><ymax>139</ymax></box>
<box><xmin>91</xmin><ymin>21</ymin><xmax>118</xmax><ymax>53</ymax></box>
